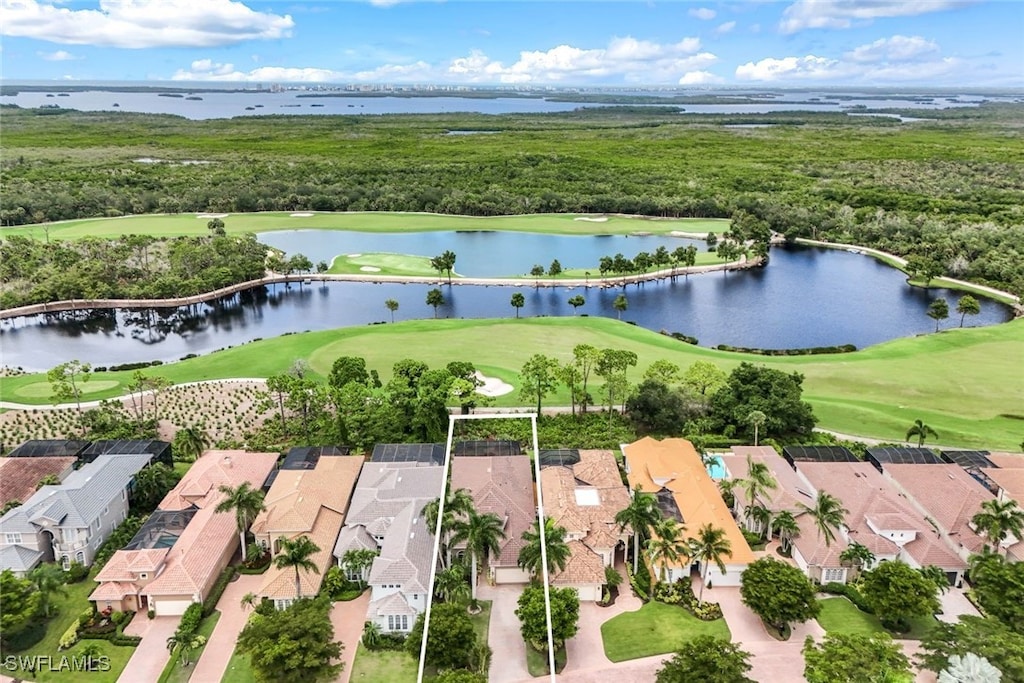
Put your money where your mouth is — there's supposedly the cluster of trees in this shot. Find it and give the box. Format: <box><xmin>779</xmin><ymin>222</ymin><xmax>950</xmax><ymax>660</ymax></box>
<box><xmin>3</xmin><ymin>107</ymin><xmax>1021</xmax><ymax>293</ymax></box>
<box><xmin>236</xmin><ymin>597</ymin><xmax>342</xmax><ymax>682</ymax></box>
<box><xmin>0</xmin><ymin>233</ymin><xmax>273</xmax><ymax>308</ymax></box>
<box><xmin>250</xmin><ymin>357</ymin><xmax>489</xmax><ymax>451</ymax></box>
<box><xmin>595</xmin><ymin>246</ymin><xmax>700</xmax><ymax>279</ymax></box>
<box><xmin>0</xmin><ymin>564</ymin><xmax>81</xmax><ymax>651</ymax></box>
<box><xmin>925</xmin><ymin>293</ymin><xmax>982</xmax><ymax>333</ymax></box>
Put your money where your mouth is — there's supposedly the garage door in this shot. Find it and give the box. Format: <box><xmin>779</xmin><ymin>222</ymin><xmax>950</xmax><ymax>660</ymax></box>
<box><xmin>153</xmin><ymin>599</ymin><xmax>195</xmax><ymax>616</ymax></box>
<box><xmin>494</xmin><ymin>566</ymin><xmax>530</xmax><ymax>584</ymax></box>
<box><xmin>575</xmin><ymin>585</ymin><xmax>601</xmax><ymax>602</ymax></box>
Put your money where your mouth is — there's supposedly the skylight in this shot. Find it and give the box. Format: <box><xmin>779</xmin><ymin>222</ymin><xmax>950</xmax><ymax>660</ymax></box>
<box><xmin>574</xmin><ymin>488</ymin><xmax>600</xmax><ymax>506</ymax></box>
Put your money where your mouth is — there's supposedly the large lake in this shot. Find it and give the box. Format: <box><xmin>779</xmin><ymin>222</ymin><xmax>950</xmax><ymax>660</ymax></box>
<box><xmin>0</xmin><ymin>231</ymin><xmax>1011</xmax><ymax>371</ymax></box>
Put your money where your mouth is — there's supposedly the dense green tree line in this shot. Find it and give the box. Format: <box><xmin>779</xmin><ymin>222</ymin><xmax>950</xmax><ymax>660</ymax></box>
<box><xmin>2</xmin><ymin>105</ymin><xmax>1022</xmax><ymax>293</ymax></box>
<box><xmin>0</xmin><ymin>233</ymin><xmax>271</xmax><ymax>308</ymax></box>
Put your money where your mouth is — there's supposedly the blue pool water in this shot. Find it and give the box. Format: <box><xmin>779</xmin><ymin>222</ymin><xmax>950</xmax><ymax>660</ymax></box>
<box><xmin>706</xmin><ymin>456</ymin><xmax>727</xmax><ymax>480</ymax></box>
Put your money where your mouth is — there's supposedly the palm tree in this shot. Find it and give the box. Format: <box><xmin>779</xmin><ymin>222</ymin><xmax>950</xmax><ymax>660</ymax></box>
<box><xmin>839</xmin><ymin>542</ymin><xmax>875</xmax><ymax>578</ymax></box>
<box><xmin>240</xmin><ymin>592</ymin><xmax>258</xmax><ymax>611</ymax></box>
<box><xmin>273</xmin><ymin>535</ymin><xmax>321</xmax><ymax>600</ymax></box>
<box><xmin>362</xmin><ymin>621</ymin><xmax>382</xmax><ymax>648</ymax></box>
<box><xmin>422</xmin><ymin>487</ymin><xmax>475</xmax><ymax>568</ymax></box>
<box><xmin>166</xmin><ymin>633</ymin><xmax>207</xmax><ymax>667</ymax></box>
<box><xmin>772</xmin><ymin>510</ymin><xmax>800</xmax><ymax>552</ymax></box>
<box><xmin>738</xmin><ymin>454</ymin><xmax>777</xmax><ymax>511</ymax></box>
<box><xmin>28</xmin><ymin>564</ymin><xmax>67</xmax><ymax>618</ymax></box>
<box><xmin>385</xmin><ymin>298</ymin><xmax>399</xmax><ymax>323</ymax></box>
<box><xmin>747</xmin><ymin>410</ymin><xmax>767</xmax><ymax>446</ymax></box>
<box><xmin>971</xmin><ymin>498</ymin><xmax>1024</xmax><ymax>556</ymax></box>
<box><xmin>798</xmin><ymin>491</ymin><xmax>849</xmax><ymax>548</ymax></box>
<box><xmin>613</xmin><ymin>293</ymin><xmax>628</xmax><ymax>320</ymax></box>
<box><xmin>433</xmin><ymin>564</ymin><xmax>471</xmax><ymax>604</ymax></box>
<box><xmin>518</xmin><ymin>517</ymin><xmax>570</xmax><ymax>577</ymax></box>
<box><xmin>906</xmin><ymin>419</ymin><xmax>938</xmax><ymax>447</ymax></box>
<box><xmin>342</xmin><ymin>548</ymin><xmax>377</xmax><ymax>589</ymax></box>
<box><xmin>645</xmin><ymin>518</ymin><xmax>689</xmax><ymax>590</ymax></box>
<box><xmin>426</xmin><ymin>288</ymin><xmax>445</xmax><ymax>318</ymax></box>
<box><xmin>510</xmin><ymin>292</ymin><xmax>525</xmax><ymax>318</ymax></box>
<box><xmin>174</xmin><ymin>425</ymin><xmax>208</xmax><ymax>463</ymax></box>
<box><xmin>919</xmin><ymin>564</ymin><xmax>951</xmax><ymax>594</ymax></box>
<box><xmin>450</xmin><ymin>509</ymin><xmax>506</xmax><ymax>601</ymax></box>
<box><xmin>746</xmin><ymin>504</ymin><xmax>772</xmax><ymax>541</ymax></box>
<box><xmin>689</xmin><ymin>523</ymin><xmax>732</xmax><ymax>602</ymax></box>
<box><xmin>215</xmin><ymin>482</ymin><xmax>266</xmax><ymax>563</ymax></box>
<box><xmin>615</xmin><ymin>484</ymin><xmax>662</xmax><ymax>574</ymax></box>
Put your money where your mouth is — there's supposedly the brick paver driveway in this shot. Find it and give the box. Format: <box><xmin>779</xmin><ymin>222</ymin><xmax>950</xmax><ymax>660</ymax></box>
<box><xmin>189</xmin><ymin>573</ymin><xmax>264</xmax><ymax>683</ymax></box>
<box><xmin>117</xmin><ymin>614</ymin><xmax>180</xmax><ymax>683</ymax></box>
<box><xmin>332</xmin><ymin>590</ymin><xmax>372</xmax><ymax>682</ymax></box>
<box><xmin>476</xmin><ymin>582</ymin><xmax>530</xmax><ymax>683</ymax></box>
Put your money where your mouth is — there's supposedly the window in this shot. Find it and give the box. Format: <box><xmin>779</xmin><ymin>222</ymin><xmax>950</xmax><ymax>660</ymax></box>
<box><xmin>5</xmin><ymin>533</ymin><xmax>22</xmax><ymax>544</ymax></box>
<box><xmin>387</xmin><ymin>615</ymin><xmax>409</xmax><ymax>631</ymax></box>
<box><xmin>345</xmin><ymin>567</ymin><xmax>362</xmax><ymax>582</ymax></box>
<box><xmin>103</xmin><ymin>506</ymin><xmax>109</xmax><ymax>516</ymax></box>
<box><xmin>76</xmin><ymin>551</ymin><xmax>85</xmax><ymax>564</ymax></box>
<box><xmin>823</xmin><ymin>568</ymin><xmax>845</xmax><ymax>583</ymax></box>
<box><xmin>62</xmin><ymin>555</ymin><xmax>70</xmax><ymax>570</ymax></box>
<box><xmin>140</xmin><ymin>573</ymin><xmax>148</xmax><ymax>579</ymax></box>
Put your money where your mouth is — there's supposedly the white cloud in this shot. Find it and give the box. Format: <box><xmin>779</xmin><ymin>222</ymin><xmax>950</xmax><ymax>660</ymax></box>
<box><xmin>689</xmin><ymin>7</ymin><xmax>716</xmax><ymax>20</ymax></box>
<box><xmin>715</xmin><ymin>21</ymin><xmax>736</xmax><ymax>35</ymax></box>
<box><xmin>846</xmin><ymin>35</ymin><xmax>939</xmax><ymax>63</ymax></box>
<box><xmin>736</xmin><ymin>55</ymin><xmax>840</xmax><ymax>81</ymax></box>
<box><xmin>0</xmin><ymin>0</ymin><xmax>294</xmax><ymax>48</ymax></box>
<box><xmin>38</xmin><ymin>49</ymin><xmax>79</xmax><ymax>61</ymax></box>
<box><xmin>172</xmin><ymin>59</ymin><xmax>343</xmax><ymax>82</ymax></box>
<box><xmin>678</xmin><ymin>70</ymin><xmax>723</xmax><ymax>85</ymax></box>
<box><xmin>780</xmin><ymin>0</ymin><xmax>973</xmax><ymax>34</ymax></box>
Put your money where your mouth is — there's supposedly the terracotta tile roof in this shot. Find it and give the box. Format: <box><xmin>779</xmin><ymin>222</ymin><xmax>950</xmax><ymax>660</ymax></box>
<box><xmin>884</xmin><ymin>464</ymin><xmax>992</xmax><ymax>554</ymax></box>
<box><xmin>985</xmin><ymin>453</ymin><xmax>1024</xmax><ymax>468</ymax></box>
<box><xmin>252</xmin><ymin>456</ymin><xmax>362</xmax><ymax>601</ymax></box>
<box><xmin>797</xmin><ymin>461</ymin><xmax>966</xmax><ymax>571</ymax></box>
<box><xmin>451</xmin><ymin>456</ymin><xmax>535</xmax><ymax>568</ymax></box>
<box><xmin>720</xmin><ymin>447</ymin><xmax>812</xmax><ymax>513</ymax></box>
<box><xmin>624</xmin><ymin>437</ymin><xmax>754</xmax><ymax>568</ymax></box>
<box><xmin>982</xmin><ymin>467</ymin><xmax>1024</xmax><ymax>504</ymax></box>
<box><xmin>89</xmin><ymin>581</ymin><xmax>139</xmax><ymax>602</ymax></box>
<box><xmin>159</xmin><ymin>450</ymin><xmax>279</xmax><ymax>510</ymax></box>
<box><xmin>0</xmin><ymin>457</ymin><xmax>76</xmax><ymax>508</ymax></box>
<box><xmin>95</xmin><ymin>548</ymin><xmax>169</xmax><ymax>582</ymax></box>
<box><xmin>550</xmin><ymin>540</ymin><xmax>606</xmax><ymax>586</ymax></box>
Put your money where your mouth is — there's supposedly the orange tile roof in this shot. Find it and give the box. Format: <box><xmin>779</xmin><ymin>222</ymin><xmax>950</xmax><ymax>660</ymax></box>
<box><xmin>95</xmin><ymin>548</ymin><xmax>169</xmax><ymax>582</ymax></box>
<box><xmin>550</xmin><ymin>540</ymin><xmax>606</xmax><ymax>586</ymax></box>
<box><xmin>451</xmin><ymin>456</ymin><xmax>535</xmax><ymax>568</ymax></box>
<box><xmin>159</xmin><ymin>450</ymin><xmax>279</xmax><ymax>510</ymax></box>
<box><xmin>259</xmin><ymin>508</ymin><xmax>344</xmax><ymax>600</ymax></box>
<box><xmin>623</xmin><ymin>437</ymin><xmax>754</xmax><ymax>567</ymax></box>
<box><xmin>89</xmin><ymin>581</ymin><xmax>138</xmax><ymax>602</ymax></box>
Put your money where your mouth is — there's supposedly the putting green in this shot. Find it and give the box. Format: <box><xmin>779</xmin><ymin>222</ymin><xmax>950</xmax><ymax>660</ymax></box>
<box><xmin>1</xmin><ymin>317</ymin><xmax>1020</xmax><ymax>450</ymax></box>
<box><xmin>15</xmin><ymin>380</ymin><xmax>120</xmax><ymax>399</ymax></box>
<box><xmin>7</xmin><ymin>212</ymin><xmax>730</xmax><ymax>241</ymax></box>
<box><xmin>328</xmin><ymin>252</ymin><xmax>441</xmax><ymax>277</ymax></box>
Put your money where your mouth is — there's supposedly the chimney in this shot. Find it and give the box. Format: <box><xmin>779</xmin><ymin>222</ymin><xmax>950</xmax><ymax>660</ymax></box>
<box><xmin>223</xmin><ymin>456</ymin><xmax>232</xmax><ymax>469</ymax></box>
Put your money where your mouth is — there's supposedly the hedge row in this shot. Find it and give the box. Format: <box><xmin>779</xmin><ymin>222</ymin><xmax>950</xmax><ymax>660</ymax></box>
<box><xmin>715</xmin><ymin>343</ymin><xmax>857</xmax><ymax>356</ymax></box>
<box><xmin>203</xmin><ymin>566</ymin><xmax>236</xmax><ymax>618</ymax></box>
<box><xmin>821</xmin><ymin>581</ymin><xmax>874</xmax><ymax>614</ymax></box>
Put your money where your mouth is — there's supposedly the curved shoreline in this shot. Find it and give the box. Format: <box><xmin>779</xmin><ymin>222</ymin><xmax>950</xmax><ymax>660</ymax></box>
<box><xmin>0</xmin><ymin>257</ymin><xmax>757</xmax><ymax>320</ymax></box>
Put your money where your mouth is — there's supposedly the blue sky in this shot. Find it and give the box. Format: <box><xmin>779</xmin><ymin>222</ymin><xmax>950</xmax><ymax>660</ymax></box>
<box><xmin>1</xmin><ymin>1</ymin><xmax>1021</xmax><ymax>87</ymax></box>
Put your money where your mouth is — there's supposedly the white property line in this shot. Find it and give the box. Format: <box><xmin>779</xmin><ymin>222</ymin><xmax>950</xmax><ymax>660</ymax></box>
<box><xmin>418</xmin><ymin>413</ymin><xmax>554</xmax><ymax>683</ymax></box>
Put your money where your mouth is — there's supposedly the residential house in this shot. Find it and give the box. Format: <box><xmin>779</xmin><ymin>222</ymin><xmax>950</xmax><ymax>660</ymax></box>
<box><xmin>6</xmin><ymin>440</ymin><xmax>89</xmax><ymax>460</ymax></box>
<box><xmin>980</xmin><ymin>457</ymin><xmax>1024</xmax><ymax>562</ymax></box>
<box><xmin>80</xmin><ymin>440</ymin><xmax>173</xmax><ymax>467</ymax></box>
<box><xmin>0</xmin><ymin>456</ymin><xmax>77</xmax><ymax>511</ymax></box>
<box><xmin>335</xmin><ymin>462</ymin><xmax>444</xmax><ymax>633</ymax></box>
<box><xmin>719</xmin><ymin>446</ymin><xmax>810</xmax><ymax>539</ymax></box>
<box><xmin>451</xmin><ymin>455</ymin><xmax>535</xmax><ymax>585</ymax></box>
<box><xmin>90</xmin><ymin>450</ymin><xmax>278</xmax><ymax>616</ymax></box>
<box><xmin>0</xmin><ymin>452</ymin><xmax>152</xmax><ymax>576</ymax></box>
<box><xmin>623</xmin><ymin>437</ymin><xmax>754</xmax><ymax>587</ymax></box>
<box><xmin>794</xmin><ymin>461</ymin><xmax>967</xmax><ymax>585</ymax></box>
<box><xmin>252</xmin><ymin>454</ymin><xmax>363</xmax><ymax>610</ymax></box>
<box><xmin>539</xmin><ymin>449</ymin><xmax>631</xmax><ymax>601</ymax></box>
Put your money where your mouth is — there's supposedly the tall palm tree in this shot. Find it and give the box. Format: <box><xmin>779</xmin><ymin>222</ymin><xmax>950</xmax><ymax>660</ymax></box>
<box><xmin>971</xmin><ymin>498</ymin><xmax>1024</xmax><ymax>556</ymax></box>
<box><xmin>385</xmin><ymin>298</ymin><xmax>399</xmax><ymax>323</ymax></box>
<box><xmin>772</xmin><ymin>510</ymin><xmax>800</xmax><ymax>552</ymax></box>
<box><xmin>689</xmin><ymin>523</ymin><xmax>732</xmax><ymax>602</ymax></box>
<box><xmin>240</xmin><ymin>592</ymin><xmax>258</xmax><ymax>612</ymax></box>
<box><xmin>738</xmin><ymin>454</ymin><xmax>777</xmax><ymax>511</ymax></box>
<box><xmin>906</xmin><ymin>419</ymin><xmax>938</xmax><ymax>448</ymax></box>
<box><xmin>839</xmin><ymin>542</ymin><xmax>875</xmax><ymax>578</ymax></box>
<box><xmin>215</xmin><ymin>482</ymin><xmax>266</xmax><ymax>563</ymax></box>
<box><xmin>273</xmin><ymin>535</ymin><xmax>321</xmax><ymax>600</ymax></box>
<box><xmin>174</xmin><ymin>426</ymin><xmax>208</xmax><ymax>463</ymax></box>
<box><xmin>615</xmin><ymin>484</ymin><xmax>662</xmax><ymax>574</ymax></box>
<box><xmin>518</xmin><ymin>517</ymin><xmax>570</xmax><ymax>577</ymax></box>
<box><xmin>166</xmin><ymin>633</ymin><xmax>207</xmax><ymax>667</ymax></box>
<box><xmin>798</xmin><ymin>491</ymin><xmax>849</xmax><ymax>548</ymax></box>
<box><xmin>433</xmin><ymin>564</ymin><xmax>471</xmax><ymax>604</ymax></box>
<box><xmin>450</xmin><ymin>509</ymin><xmax>506</xmax><ymax>601</ymax></box>
<box><xmin>645</xmin><ymin>518</ymin><xmax>689</xmax><ymax>590</ymax></box>
<box><xmin>747</xmin><ymin>410</ymin><xmax>767</xmax><ymax>446</ymax></box>
<box><xmin>27</xmin><ymin>564</ymin><xmax>68</xmax><ymax>618</ymax></box>
<box><xmin>746</xmin><ymin>504</ymin><xmax>772</xmax><ymax>540</ymax></box>
<box><xmin>422</xmin><ymin>487</ymin><xmax>475</xmax><ymax>568</ymax></box>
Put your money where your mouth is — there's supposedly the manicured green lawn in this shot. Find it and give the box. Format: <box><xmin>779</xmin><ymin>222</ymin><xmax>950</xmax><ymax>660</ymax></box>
<box><xmin>525</xmin><ymin>644</ymin><xmax>566</xmax><ymax>677</ymax></box>
<box><xmin>467</xmin><ymin>599</ymin><xmax>492</xmax><ymax>644</ymax></box>
<box><xmin>348</xmin><ymin>643</ymin><xmax>418</xmax><ymax>683</ymax></box>
<box><xmin>8</xmin><ymin>569</ymin><xmax>136</xmax><ymax>683</ymax></box>
<box><xmin>3</xmin><ymin>316</ymin><xmax>1021</xmax><ymax>449</ymax></box>
<box><xmin>601</xmin><ymin>601</ymin><xmax>731</xmax><ymax>662</ymax></box>
<box><xmin>156</xmin><ymin>611</ymin><xmax>220</xmax><ymax>683</ymax></box>
<box><xmin>816</xmin><ymin>597</ymin><xmax>885</xmax><ymax>636</ymax></box>
<box><xmin>8</xmin><ymin>212</ymin><xmax>730</xmax><ymax>241</ymax></box>
<box><xmin>220</xmin><ymin>648</ymin><xmax>257</xmax><ymax>683</ymax></box>
<box><xmin>327</xmin><ymin>252</ymin><xmax>442</xmax><ymax>278</ymax></box>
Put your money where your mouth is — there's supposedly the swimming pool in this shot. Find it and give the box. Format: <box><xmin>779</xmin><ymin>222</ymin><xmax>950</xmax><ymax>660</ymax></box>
<box><xmin>706</xmin><ymin>455</ymin><xmax>727</xmax><ymax>480</ymax></box>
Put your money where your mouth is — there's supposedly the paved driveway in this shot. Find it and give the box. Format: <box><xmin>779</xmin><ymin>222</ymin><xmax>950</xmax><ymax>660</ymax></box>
<box><xmin>332</xmin><ymin>590</ymin><xmax>372</xmax><ymax>683</ymax></box>
<box><xmin>937</xmin><ymin>588</ymin><xmax>980</xmax><ymax>624</ymax></box>
<box><xmin>563</xmin><ymin>568</ymin><xmax>643</xmax><ymax>675</ymax></box>
<box><xmin>190</xmin><ymin>573</ymin><xmax>264</xmax><ymax>683</ymax></box>
<box><xmin>117</xmin><ymin>615</ymin><xmax>180</xmax><ymax>683</ymax></box>
<box><xmin>476</xmin><ymin>582</ymin><xmax>530</xmax><ymax>683</ymax></box>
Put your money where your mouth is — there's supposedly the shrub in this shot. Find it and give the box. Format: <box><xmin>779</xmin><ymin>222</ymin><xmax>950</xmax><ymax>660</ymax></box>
<box><xmin>78</xmin><ymin>607</ymin><xmax>96</xmax><ymax>629</ymax></box>
<box><xmin>821</xmin><ymin>582</ymin><xmax>874</xmax><ymax>614</ymax></box>
<box><xmin>626</xmin><ymin>562</ymin><xmax>649</xmax><ymax>602</ymax></box>
<box><xmin>147</xmin><ymin>609</ymin><xmax>155</xmax><ymax>620</ymax></box>
<box><xmin>65</xmin><ymin>561</ymin><xmax>90</xmax><ymax>583</ymax></box>
<box><xmin>178</xmin><ymin>603</ymin><xmax>203</xmax><ymax>636</ymax></box>
<box><xmin>202</xmin><ymin>566</ymin><xmax>236</xmax><ymax>617</ymax></box>
<box><xmin>365</xmin><ymin>632</ymin><xmax>407</xmax><ymax>652</ymax></box>
<box><xmin>58</xmin><ymin>621</ymin><xmax>80</xmax><ymax>650</ymax></box>
<box><xmin>109</xmin><ymin>634</ymin><xmax>142</xmax><ymax>646</ymax></box>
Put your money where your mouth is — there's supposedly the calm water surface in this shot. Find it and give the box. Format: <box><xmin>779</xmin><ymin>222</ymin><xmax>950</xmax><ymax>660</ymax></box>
<box><xmin>0</xmin><ymin>233</ymin><xmax>1011</xmax><ymax>371</ymax></box>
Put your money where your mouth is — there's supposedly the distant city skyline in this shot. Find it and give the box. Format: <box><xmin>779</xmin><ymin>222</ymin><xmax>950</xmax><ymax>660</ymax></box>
<box><xmin>1</xmin><ymin>1</ymin><xmax>1020</xmax><ymax>87</ymax></box>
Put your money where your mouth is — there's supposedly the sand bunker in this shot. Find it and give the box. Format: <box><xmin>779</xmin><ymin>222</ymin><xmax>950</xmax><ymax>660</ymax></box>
<box><xmin>197</xmin><ymin>213</ymin><xmax>228</xmax><ymax>219</ymax></box>
<box><xmin>475</xmin><ymin>371</ymin><xmax>513</xmax><ymax>397</ymax></box>
<box><xmin>359</xmin><ymin>266</ymin><xmax>381</xmax><ymax>272</ymax></box>
<box><xmin>574</xmin><ymin>216</ymin><xmax>609</xmax><ymax>223</ymax></box>
<box><xmin>348</xmin><ymin>253</ymin><xmax>363</xmax><ymax>258</ymax></box>
<box><xmin>290</xmin><ymin>212</ymin><xmax>314</xmax><ymax>217</ymax></box>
